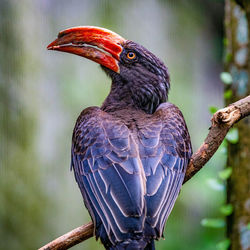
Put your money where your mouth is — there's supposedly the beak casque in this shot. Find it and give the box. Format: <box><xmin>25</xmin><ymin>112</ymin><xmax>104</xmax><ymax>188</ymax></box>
<box><xmin>47</xmin><ymin>26</ymin><xmax>125</xmax><ymax>73</ymax></box>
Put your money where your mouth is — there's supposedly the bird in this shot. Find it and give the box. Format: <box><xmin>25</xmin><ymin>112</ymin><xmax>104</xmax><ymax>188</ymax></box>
<box><xmin>47</xmin><ymin>26</ymin><xmax>192</xmax><ymax>250</ymax></box>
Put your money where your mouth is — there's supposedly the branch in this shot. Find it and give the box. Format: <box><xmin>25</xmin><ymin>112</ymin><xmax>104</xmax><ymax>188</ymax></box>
<box><xmin>39</xmin><ymin>222</ymin><xmax>94</xmax><ymax>250</ymax></box>
<box><xmin>39</xmin><ymin>95</ymin><xmax>250</xmax><ymax>250</ymax></box>
<box><xmin>184</xmin><ymin>95</ymin><xmax>250</xmax><ymax>182</ymax></box>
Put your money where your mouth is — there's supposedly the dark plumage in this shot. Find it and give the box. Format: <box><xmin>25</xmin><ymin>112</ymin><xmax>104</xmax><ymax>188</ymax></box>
<box><xmin>102</xmin><ymin>41</ymin><xmax>170</xmax><ymax>115</ymax></box>
<box><xmin>48</xmin><ymin>26</ymin><xmax>192</xmax><ymax>250</ymax></box>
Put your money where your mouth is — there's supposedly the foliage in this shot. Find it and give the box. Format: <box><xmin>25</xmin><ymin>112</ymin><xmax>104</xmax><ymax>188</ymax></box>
<box><xmin>216</xmin><ymin>239</ymin><xmax>231</xmax><ymax>250</ymax></box>
<box><xmin>219</xmin><ymin>204</ymin><xmax>233</xmax><ymax>216</ymax></box>
<box><xmin>226</xmin><ymin>128</ymin><xmax>239</xmax><ymax>144</ymax></box>
<box><xmin>218</xmin><ymin>167</ymin><xmax>232</xmax><ymax>180</ymax></box>
<box><xmin>220</xmin><ymin>72</ymin><xmax>233</xmax><ymax>85</ymax></box>
<box><xmin>201</xmin><ymin>218</ymin><xmax>226</xmax><ymax>228</ymax></box>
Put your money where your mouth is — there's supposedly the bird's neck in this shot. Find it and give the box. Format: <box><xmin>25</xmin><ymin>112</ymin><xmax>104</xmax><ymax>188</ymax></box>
<box><xmin>101</xmin><ymin>82</ymin><xmax>135</xmax><ymax>113</ymax></box>
<box><xmin>101</xmin><ymin>79</ymin><xmax>168</xmax><ymax>114</ymax></box>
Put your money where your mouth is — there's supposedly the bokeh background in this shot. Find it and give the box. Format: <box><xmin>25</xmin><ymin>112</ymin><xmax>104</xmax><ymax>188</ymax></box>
<box><xmin>0</xmin><ymin>0</ymin><xmax>227</xmax><ymax>249</ymax></box>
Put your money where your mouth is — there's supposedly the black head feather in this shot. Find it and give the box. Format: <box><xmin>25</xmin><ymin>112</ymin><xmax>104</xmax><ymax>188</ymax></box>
<box><xmin>102</xmin><ymin>40</ymin><xmax>170</xmax><ymax>114</ymax></box>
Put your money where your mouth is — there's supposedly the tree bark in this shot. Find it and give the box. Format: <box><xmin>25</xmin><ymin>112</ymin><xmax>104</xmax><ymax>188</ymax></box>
<box><xmin>225</xmin><ymin>1</ymin><xmax>250</xmax><ymax>249</ymax></box>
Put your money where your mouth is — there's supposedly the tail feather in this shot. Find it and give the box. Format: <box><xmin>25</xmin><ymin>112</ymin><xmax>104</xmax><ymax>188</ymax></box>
<box><xmin>145</xmin><ymin>241</ymin><xmax>155</xmax><ymax>250</ymax></box>
<box><xmin>96</xmin><ymin>221</ymin><xmax>156</xmax><ymax>250</ymax></box>
<box><xmin>107</xmin><ymin>239</ymin><xmax>155</xmax><ymax>250</ymax></box>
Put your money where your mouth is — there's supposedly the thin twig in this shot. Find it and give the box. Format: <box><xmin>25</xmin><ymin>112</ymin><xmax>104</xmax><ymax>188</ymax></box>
<box><xmin>39</xmin><ymin>95</ymin><xmax>250</xmax><ymax>250</ymax></box>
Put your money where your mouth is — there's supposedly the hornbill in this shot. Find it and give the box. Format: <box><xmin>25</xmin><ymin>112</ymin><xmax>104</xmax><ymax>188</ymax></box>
<box><xmin>47</xmin><ymin>26</ymin><xmax>192</xmax><ymax>250</ymax></box>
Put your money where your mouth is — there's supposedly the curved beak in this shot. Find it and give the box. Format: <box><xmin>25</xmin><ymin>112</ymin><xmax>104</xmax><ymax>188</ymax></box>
<box><xmin>47</xmin><ymin>26</ymin><xmax>125</xmax><ymax>73</ymax></box>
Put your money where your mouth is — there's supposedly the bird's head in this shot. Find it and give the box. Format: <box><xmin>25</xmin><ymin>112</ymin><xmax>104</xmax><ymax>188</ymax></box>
<box><xmin>47</xmin><ymin>26</ymin><xmax>170</xmax><ymax>113</ymax></box>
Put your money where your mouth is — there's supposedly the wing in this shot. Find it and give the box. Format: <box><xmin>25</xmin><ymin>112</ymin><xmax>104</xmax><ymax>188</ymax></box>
<box><xmin>71</xmin><ymin>107</ymin><xmax>146</xmax><ymax>244</ymax></box>
<box><xmin>138</xmin><ymin>102</ymin><xmax>192</xmax><ymax>238</ymax></box>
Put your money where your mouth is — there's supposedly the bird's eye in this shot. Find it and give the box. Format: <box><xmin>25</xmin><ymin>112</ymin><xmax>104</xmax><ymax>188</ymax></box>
<box><xmin>127</xmin><ymin>52</ymin><xmax>136</xmax><ymax>60</ymax></box>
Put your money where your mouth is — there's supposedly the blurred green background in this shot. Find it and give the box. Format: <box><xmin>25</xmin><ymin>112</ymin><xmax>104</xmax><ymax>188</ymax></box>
<box><xmin>0</xmin><ymin>0</ymin><xmax>227</xmax><ymax>249</ymax></box>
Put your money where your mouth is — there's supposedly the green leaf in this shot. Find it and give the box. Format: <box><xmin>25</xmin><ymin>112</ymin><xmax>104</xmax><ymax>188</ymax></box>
<box><xmin>220</xmin><ymin>72</ymin><xmax>233</xmax><ymax>84</ymax></box>
<box><xmin>221</xmin><ymin>139</ymin><xmax>228</xmax><ymax>147</ymax></box>
<box><xmin>201</xmin><ymin>218</ymin><xmax>226</xmax><ymax>228</ymax></box>
<box><xmin>207</xmin><ymin>178</ymin><xmax>225</xmax><ymax>191</ymax></box>
<box><xmin>218</xmin><ymin>139</ymin><xmax>228</xmax><ymax>155</ymax></box>
<box><xmin>226</xmin><ymin>128</ymin><xmax>239</xmax><ymax>144</ymax></box>
<box><xmin>218</xmin><ymin>145</ymin><xmax>227</xmax><ymax>155</ymax></box>
<box><xmin>223</xmin><ymin>38</ymin><xmax>228</xmax><ymax>46</ymax></box>
<box><xmin>220</xmin><ymin>204</ymin><xmax>233</xmax><ymax>216</ymax></box>
<box><xmin>247</xmin><ymin>223</ymin><xmax>250</xmax><ymax>230</ymax></box>
<box><xmin>209</xmin><ymin>106</ymin><xmax>219</xmax><ymax>114</ymax></box>
<box><xmin>224</xmin><ymin>89</ymin><xmax>233</xmax><ymax>99</ymax></box>
<box><xmin>218</xmin><ymin>167</ymin><xmax>232</xmax><ymax>180</ymax></box>
<box><xmin>225</xmin><ymin>53</ymin><xmax>233</xmax><ymax>63</ymax></box>
<box><xmin>216</xmin><ymin>238</ymin><xmax>231</xmax><ymax>250</ymax></box>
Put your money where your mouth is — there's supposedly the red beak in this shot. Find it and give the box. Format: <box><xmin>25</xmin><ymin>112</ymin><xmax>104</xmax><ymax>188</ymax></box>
<box><xmin>47</xmin><ymin>26</ymin><xmax>125</xmax><ymax>73</ymax></box>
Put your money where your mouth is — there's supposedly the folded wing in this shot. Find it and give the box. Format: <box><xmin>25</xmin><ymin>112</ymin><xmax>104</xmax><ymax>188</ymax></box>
<box><xmin>138</xmin><ymin>102</ymin><xmax>192</xmax><ymax>238</ymax></box>
<box><xmin>71</xmin><ymin>107</ymin><xmax>146</xmax><ymax>244</ymax></box>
